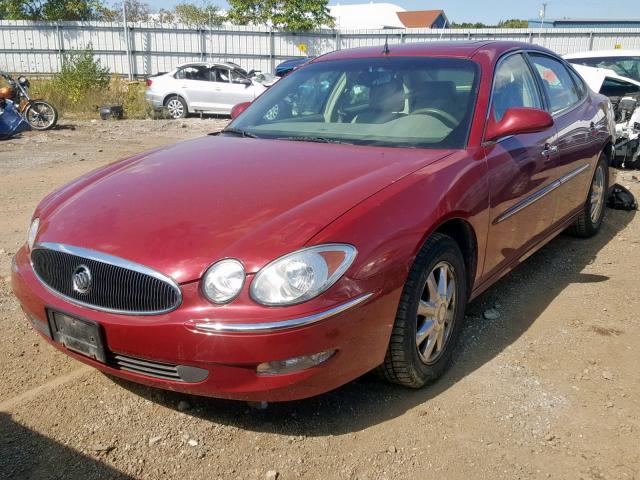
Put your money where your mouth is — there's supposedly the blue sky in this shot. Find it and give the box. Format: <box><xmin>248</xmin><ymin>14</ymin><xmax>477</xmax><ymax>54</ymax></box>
<box><xmin>145</xmin><ymin>0</ymin><xmax>640</xmax><ymax>25</ymax></box>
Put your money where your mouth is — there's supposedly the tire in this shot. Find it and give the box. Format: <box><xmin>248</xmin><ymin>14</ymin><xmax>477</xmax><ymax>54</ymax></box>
<box><xmin>378</xmin><ymin>233</ymin><xmax>469</xmax><ymax>388</ymax></box>
<box><xmin>164</xmin><ymin>95</ymin><xmax>188</xmax><ymax>119</ymax></box>
<box><xmin>568</xmin><ymin>154</ymin><xmax>608</xmax><ymax>238</ymax></box>
<box><xmin>25</xmin><ymin>101</ymin><xmax>58</xmax><ymax>130</ymax></box>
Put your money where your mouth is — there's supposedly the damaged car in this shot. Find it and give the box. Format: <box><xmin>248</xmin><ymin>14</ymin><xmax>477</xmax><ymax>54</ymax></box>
<box><xmin>145</xmin><ymin>61</ymin><xmax>277</xmax><ymax>119</ymax></box>
<box><xmin>13</xmin><ymin>41</ymin><xmax>615</xmax><ymax>402</ymax></box>
<box><xmin>566</xmin><ymin>51</ymin><xmax>640</xmax><ymax>168</ymax></box>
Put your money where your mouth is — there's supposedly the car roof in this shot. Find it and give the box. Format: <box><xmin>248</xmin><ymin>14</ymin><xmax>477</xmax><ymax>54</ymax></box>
<box><xmin>175</xmin><ymin>61</ymin><xmax>243</xmax><ymax>69</ymax></box>
<box><xmin>565</xmin><ymin>49</ymin><xmax>640</xmax><ymax>59</ymax></box>
<box><xmin>314</xmin><ymin>41</ymin><xmax>555</xmax><ymax>62</ymax></box>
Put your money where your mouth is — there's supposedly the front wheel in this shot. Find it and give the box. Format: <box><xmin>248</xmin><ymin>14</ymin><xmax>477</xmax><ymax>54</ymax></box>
<box><xmin>25</xmin><ymin>101</ymin><xmax>58</xmax><ymax>130</ymax></box>
<box><xmin>377</xmin><ymin>233</ymin><xmax>468</xmax><ymax>388</ymax></box>
<box><xmin>569</xmin><ymin>154</ymin><xmax>608</xmax><ymax>238</ymax></box>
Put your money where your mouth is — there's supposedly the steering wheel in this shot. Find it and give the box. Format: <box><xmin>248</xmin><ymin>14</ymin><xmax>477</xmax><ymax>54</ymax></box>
<box><xmin>411</xmin><ymin>107</ymin><xmax>458</xmax><ymax>128</ymax></box>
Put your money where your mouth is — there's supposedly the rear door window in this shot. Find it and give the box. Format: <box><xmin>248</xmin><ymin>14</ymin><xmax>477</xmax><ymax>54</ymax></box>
<box><xmin>175</xmin><ymin>66</ymin><xmax>211</xmax><ymax>81</ymax></box>
<box><xmin>528</xmin><ymin>54</ymin><xmax>581</xmax><ymax>114</ymax></box>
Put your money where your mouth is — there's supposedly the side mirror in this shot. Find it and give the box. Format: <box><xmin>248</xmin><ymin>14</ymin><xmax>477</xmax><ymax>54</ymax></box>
<box><xmin>240</xmin><ymin>78</ymin><xmax>252</xmax><ymax>87</ymax></box>
<box><xmin>485</xmin><ymin>107</ymin><xmax>554</xmax><ymax>142</ymax></box>
<box><xmin>230</xmin><ymin>101</ymin><xmax>251</xmax><ymax>119</ymax></box>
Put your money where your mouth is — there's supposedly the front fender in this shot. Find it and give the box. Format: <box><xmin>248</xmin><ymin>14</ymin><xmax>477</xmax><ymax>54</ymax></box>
<box><xmin>306</xmin><ymin>148</ymin><xmax>490</xmax><ymax>291</ymax></box>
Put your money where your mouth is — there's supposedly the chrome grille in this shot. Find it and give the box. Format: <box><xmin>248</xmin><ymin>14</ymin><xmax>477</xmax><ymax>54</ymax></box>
<box><xmin>111</xmin><ymin>353</ymin><xmax>209</xmax><ymax>383</ymax></box>
<box><xmin>31</xmin><ymin>243</ymin><xmax>181</xmax><ymax>315</ymax></box>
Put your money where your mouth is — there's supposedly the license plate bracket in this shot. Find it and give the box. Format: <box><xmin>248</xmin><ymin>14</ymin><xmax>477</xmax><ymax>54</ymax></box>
<box><xmin>46</xmin><ymin>309</ymin><xmax>107</xmax><ymax>363</ymax></box>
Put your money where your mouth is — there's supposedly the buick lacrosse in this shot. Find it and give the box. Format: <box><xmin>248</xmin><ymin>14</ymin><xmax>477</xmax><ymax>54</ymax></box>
<box><xmin>12</xmin><ymin>41</ymin><xmax>614</xmax><ymax>401</ymax></box>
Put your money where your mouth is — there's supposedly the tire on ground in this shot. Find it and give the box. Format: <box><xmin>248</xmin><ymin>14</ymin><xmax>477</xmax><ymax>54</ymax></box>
<box><xmin>377</xmin><ymin>232</ymin><xmax>469</xmax><ymax>388</ymax></box>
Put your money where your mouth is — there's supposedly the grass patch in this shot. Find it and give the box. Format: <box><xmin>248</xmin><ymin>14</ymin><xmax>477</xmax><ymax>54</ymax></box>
<box><xmin>10</xmin><ymin>47</ymin><xmax>151</xmax><ymax>120</ymax></box>
<box><xmin>29</xmin><ymin>75</ymin><xmax>150</xmax><ymax>120</ymax></box>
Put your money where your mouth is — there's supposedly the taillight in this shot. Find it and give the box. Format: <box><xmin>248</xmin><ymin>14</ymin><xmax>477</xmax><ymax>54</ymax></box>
<box><xmin>146</xmin><ymin>79</ymin><xmax>153</xmax><ymax>87</ymax></box>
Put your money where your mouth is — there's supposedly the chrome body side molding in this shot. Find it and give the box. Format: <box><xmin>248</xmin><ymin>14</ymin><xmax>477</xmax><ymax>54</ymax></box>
<box><xmin>494</xmin><ymin>163</ymin><xmax>591</xmax><ymax>224</ymax></box>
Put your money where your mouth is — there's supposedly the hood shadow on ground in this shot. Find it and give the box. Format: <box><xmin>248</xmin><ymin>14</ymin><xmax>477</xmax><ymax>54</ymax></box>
<box><xmin>110</xmin><ymin>207</ymin><xmax>635</xmax><ymax>436</ymax></box>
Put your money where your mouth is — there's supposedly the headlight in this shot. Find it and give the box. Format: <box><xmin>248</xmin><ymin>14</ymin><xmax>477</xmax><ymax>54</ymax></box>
<box><xmin>201</xmin><ymin>259</ymin><xmax>245</xmax><ymax>304</ymax></box>
<box><xmin>27</xmin><ymin>217</ymin><xmax>39</xmax><ymax>250</ymax></box>
<box><xmin>250</xmin><ymin>244</ymin><xmax>357</xmax><ymax>306</ymax></box>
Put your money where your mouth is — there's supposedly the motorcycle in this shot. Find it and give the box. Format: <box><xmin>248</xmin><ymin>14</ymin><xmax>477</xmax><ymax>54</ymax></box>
<box><xmin>0</xmin><ymin>73</ymin><xmax>58</xmax><ymax>130</ymax></box>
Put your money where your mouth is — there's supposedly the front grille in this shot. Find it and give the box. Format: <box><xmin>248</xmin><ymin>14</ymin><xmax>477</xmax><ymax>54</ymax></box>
<box><xmin>111</xmin><ymin>353</ymin><xmax>209</xmax><ymax>383</ymax></box>
<box><xmin>111</xmin><ymin>354</ymin><xmax>182</xmax><ymax>381</ymax></box>
<box><xmin>31</xmin><ymin>244</ymin><xmax>181</xmax><ymax>315</ymax></box>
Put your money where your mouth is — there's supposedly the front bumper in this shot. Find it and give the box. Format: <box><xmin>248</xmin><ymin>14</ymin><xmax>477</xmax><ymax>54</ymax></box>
<box><xmin>11</xmin><ymin>246</ymin><xmax>396</xmax><ymax>401</ymax></box>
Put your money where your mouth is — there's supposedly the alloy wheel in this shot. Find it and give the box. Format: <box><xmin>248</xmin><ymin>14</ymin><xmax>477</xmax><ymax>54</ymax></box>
<box><xmin>167</xmin><ymin>99</ymin><xmax>184</xmax><ymax>119</ymax></box>
<box><xmin>416</xmin><ymin>261</ymin><xmax>456</xmax><ymax>365</ymax></box>
<box><xmin>590</xmin><ymin>165</ymin><xmax>605</xmax><ymax>224</ymax></box>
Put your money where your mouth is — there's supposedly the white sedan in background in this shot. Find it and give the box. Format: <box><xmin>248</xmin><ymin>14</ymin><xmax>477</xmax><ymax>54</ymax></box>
<box><xmin>145</xmin><ymin>61</ymin><xmax>277</xmax><ymax>119</ymax></box>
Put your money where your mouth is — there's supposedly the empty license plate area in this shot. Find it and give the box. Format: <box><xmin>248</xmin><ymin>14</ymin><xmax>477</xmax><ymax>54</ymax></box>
<box><xmin>46</xmin><ymin>309</ymin><xmax>107</xmax><ymax>363</ymax></box>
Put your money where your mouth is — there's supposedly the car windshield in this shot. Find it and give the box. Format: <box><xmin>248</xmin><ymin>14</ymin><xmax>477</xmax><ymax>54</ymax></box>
<box><xmin>229</xmin><ymin>57</ymin><xmax>479</xmax><ymax>149</ymax></box>
<box><xmin>568</xmin><ymin>56</ymin><xmax>640</xmax><ymax>82</ymax></box>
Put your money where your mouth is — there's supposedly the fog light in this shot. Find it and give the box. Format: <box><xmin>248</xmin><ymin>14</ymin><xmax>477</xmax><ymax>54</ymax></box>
<box><xmin>256</xmin><ymin>350</ymin><xmax>336</xmax><ymax>375</ymax></box>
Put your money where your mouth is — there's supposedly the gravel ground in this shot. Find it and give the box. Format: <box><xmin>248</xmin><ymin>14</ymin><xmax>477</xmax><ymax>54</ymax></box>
<box><xmin>1</xmin><ymin>119</ymin><xmax>639</xmax><ymax>480</ymax></box>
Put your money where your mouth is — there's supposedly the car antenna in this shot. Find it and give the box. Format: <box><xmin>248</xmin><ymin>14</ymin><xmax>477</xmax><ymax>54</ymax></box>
<box><xmin>382</xmin><ymin>35</ymin><xmax>390</xmax><ymax>54</ymax></box>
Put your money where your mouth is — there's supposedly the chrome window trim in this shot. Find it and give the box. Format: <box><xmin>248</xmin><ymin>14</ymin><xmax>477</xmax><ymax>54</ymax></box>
<box><xmin>188</xmin><ymin>293</ymin><xmax>373</xmax><ymax>333</ymax></box>
<box><xmin>526</xmin><ymin>51</ymin><xmax>589</xmax><ymax>118</ymax></box>
<box><xmin>494</xmin><ymin>163</ymin><xmax>591</xmax><ymax>224</ymax></box>
<box><xmin>30</xmin><ymin>242</ymin><xmax>182</xmax><ymax>316</ymax></box>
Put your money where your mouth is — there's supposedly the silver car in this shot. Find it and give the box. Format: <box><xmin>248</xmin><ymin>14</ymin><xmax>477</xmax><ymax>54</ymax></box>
<box><xmin>145</xmin><ymin>61</ymin><xmax>276</xmax><ymax>119</ymax></box>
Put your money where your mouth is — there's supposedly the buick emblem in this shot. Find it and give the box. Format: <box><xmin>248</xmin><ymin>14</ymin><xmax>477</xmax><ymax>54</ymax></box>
<box><xmin>72</xmin><ymin>265</ymin><xmax>92</xmax><ymax>294</ymax></box>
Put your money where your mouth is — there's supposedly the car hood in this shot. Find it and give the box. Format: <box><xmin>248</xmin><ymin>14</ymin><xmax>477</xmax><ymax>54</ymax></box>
<box><xmin>36</xmin><ymin>135</ymin><xmax>453</xmax><ymax>283</ymax></box>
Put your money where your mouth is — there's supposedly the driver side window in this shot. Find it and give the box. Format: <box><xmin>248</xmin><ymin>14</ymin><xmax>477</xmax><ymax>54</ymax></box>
<box><xmin>492</xmin><ymin>53</ymin><xmax>543</xmax><ymax>122</ymax></box>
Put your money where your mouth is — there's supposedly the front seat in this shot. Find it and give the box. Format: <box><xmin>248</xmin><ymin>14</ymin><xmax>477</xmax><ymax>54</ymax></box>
<box><xmin>412</xmin><ymin>81</ymin><xmax>457</xmax><ymax>115</ymax></box>
<box><xmin>353</xmin><ymin>79</ymin><xmax>406</xmax><ymax>124</ymax></box>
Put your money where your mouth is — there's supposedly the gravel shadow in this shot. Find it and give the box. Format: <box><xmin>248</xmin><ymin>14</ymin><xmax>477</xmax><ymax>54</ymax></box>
<box><xmin>0</xmin><ymin>412</ymin><xmax>133</xmax><ymax>480</ymax></box>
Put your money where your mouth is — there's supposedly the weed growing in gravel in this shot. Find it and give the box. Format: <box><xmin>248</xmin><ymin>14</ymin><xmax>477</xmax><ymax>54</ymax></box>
<box><xmin>25</xmin><ymin>46</ymin><xmax>150</xmax><ymax>120</ymax></box>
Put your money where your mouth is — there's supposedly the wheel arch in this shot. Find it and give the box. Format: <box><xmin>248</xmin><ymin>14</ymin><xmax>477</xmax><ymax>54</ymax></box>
<box><xmin>429</xmin><ymin>217</ymin><xmax>479</xmax><ymax>293</ymax></box>
<box><xmin>163</xmin><ymin>93</ymin><xmax>188</xmax><ymax>109</ymax></box>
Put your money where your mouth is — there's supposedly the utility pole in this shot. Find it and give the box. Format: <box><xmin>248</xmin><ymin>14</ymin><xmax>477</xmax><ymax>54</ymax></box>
<box><xmin>538</xmin><ymin>3</ymin><xmax>547</xmax><ymax>41</ymax></box>
<box><xmin>122</xmin><ymin>1</ymin><xmax>133</xmax><ymax>79</ymax></box>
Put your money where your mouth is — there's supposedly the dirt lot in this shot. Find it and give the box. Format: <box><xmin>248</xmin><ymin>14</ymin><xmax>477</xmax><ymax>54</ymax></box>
<box><xmin>1</xmin><ymin>119</ymin><xmax>639</xmax><ymax>480</ymax></box>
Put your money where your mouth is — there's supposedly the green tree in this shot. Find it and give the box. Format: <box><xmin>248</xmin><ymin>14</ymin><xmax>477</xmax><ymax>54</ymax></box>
<box><xmin>156</xmin><ymin>8</ymin><xmax>174</xmax><ymax>23</ymax></box>
<box><xmin>449</xmin><ymin>21</ymin><xmax>490</xmax><ymax>28</ymax></box>
<box><xmin>108</xmin><ymin>0</ymin><xmax>150</xmax><ymax>21</ymax></box>
<box><xmin>498</xmin><ymin>19</ymin><xmax>528</xmax><ymax>28</ymax></box>
<box><xmin>227</xmin><ymin>0</ymin><xmax>334</xmax><ymax>31</ymax></box>
<box><xmin>174</xmin><ymin>2</ymin><xmax>224</xmax><ymax>26</ymax></box>
<box><xmin>0</xmin><ymin>0</ymin><xmax>107</xmax><ymax>20</ymax></box>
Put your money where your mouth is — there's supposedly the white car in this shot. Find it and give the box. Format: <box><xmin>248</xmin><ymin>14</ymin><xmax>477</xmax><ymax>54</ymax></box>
<box><xmin>145</xmin><ymin>61</ymin><xmax>277</xmax><ymax>119</ymax></box>
<box><xmin>564</xmin><ymin>49</ymin><xmax>640</xmax><ymax>84</ymax></box>
<box><xmin>564</xmin><ymin>51</ymin><xmax>640</xmax><ymax>168</ymax></box>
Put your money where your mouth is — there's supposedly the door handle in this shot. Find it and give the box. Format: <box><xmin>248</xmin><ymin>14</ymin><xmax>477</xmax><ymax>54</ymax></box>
<box><xmin>541</xmin><ymin>144</ymin><xmax>558</xmax><ymax>157</ymax></box>
<box><xmin>589</xmin><ymin>122</ymin><xmax>598</xmax><ymax>135</ymax></box>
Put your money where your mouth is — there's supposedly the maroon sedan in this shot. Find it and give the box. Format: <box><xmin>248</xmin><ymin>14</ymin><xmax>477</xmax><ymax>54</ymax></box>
<box><xmin>12</xmin><ymin>41</ymin><xmax>614</xmax><ymax>401</ymax></box>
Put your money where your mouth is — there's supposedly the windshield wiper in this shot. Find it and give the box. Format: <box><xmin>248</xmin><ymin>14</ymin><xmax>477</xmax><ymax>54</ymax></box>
<box><xmin>277</xmin><ymin>136</ymin><xmax>352</xmax><ymax>145</ymax></box>
<box><xmin>220</xmin><ymin>127</ymin><xmax>259</xmax><ymax>138</ymax></box>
